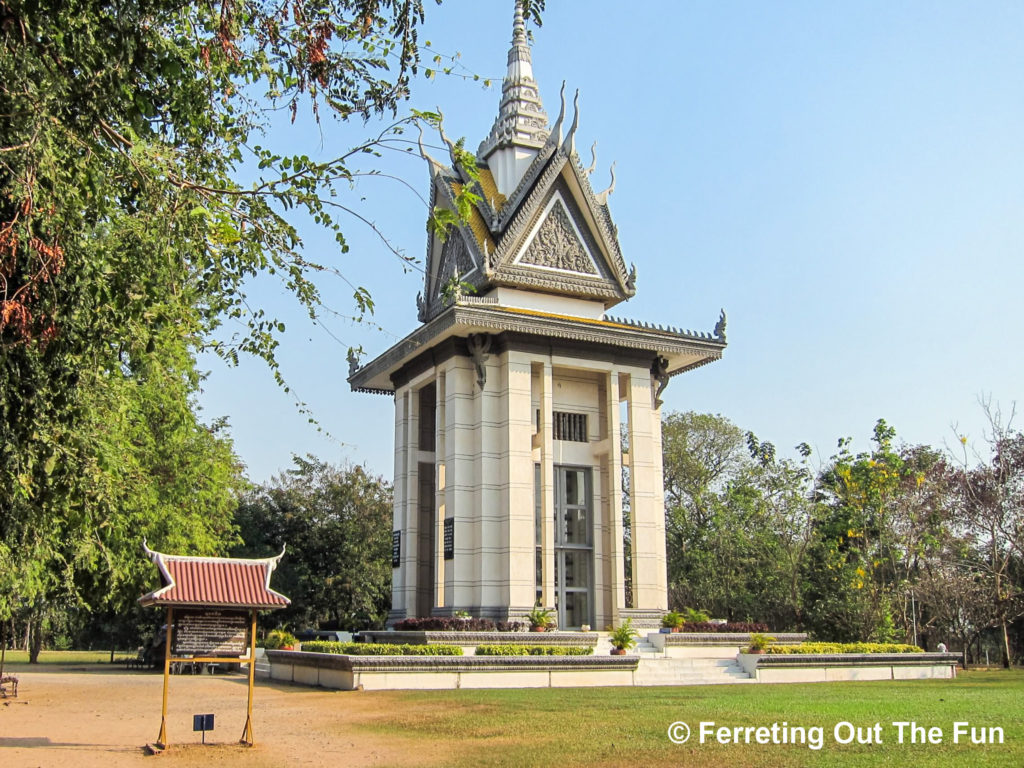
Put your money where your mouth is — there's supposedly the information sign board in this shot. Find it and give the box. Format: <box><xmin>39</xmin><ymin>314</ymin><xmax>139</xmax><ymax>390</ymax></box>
<box><xmin>172</xmin><ymin>609</ymin><xmax>248</xmax><ymax>657</ymax></box>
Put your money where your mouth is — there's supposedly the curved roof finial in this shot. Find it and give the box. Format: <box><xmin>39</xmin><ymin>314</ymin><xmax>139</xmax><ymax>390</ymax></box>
<box><xmin>563</xmin><ymin>89</ymin><xmax>581</xmax><ymax>156</ymax></box>
<box><xmin>549</xmin><ymin>80</ymin><xmax>567</xmax><ymax>146</ymax></box>
<box><xmin>436</xmin><ymin>108</ymin><xmax>460</xmax><ymax>169</ymax></box>
<box><xmin>270</xmin><ymin>543</ymin><xmax>287</xmax><ymax>568</ymax></box>
<box><xmin>595</xmin><ymin>161</ymin><xmax>617</xmax><ymax>205</ymax></box>
<box><xmin>585</xmin><ymin>141</ymin><xmax>598</xmax><ymax>175</ymax></box>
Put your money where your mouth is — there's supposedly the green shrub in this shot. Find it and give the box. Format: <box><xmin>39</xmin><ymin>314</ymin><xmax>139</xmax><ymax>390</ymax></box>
<box><xmin>474</xmin><ymin>645</ymin><xmax>593</xmax><ymax>656</ymax></box>
<box><xmin>766</xmin><ymin>642</ymin><xmax>924</xmax><ymax>655</ymax></box>
<box><xmin>683</xmin><ymin>607</ymin><xmax>711</xmax><ymax>623</ymax></box>
<box><xmin>661</xmin><ymin>610</ymin><xmax>684</xmax><ymax>629</ymax></box>
<box><xmin>300</xmin><ymin>641</ymin><xmax>462</xmax><ymax>656</ymax></box>
<box><xmin>746</xmin><ymin>633</ymin><xmax>775</xmax><ymax>652</ymax></box>
<box><xmin>261</xmin><ymin>629</ymin><xmax>298</xmax><ymax>649</ymax></box>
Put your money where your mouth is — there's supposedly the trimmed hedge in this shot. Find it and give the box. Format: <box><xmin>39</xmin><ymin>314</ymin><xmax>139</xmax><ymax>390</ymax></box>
<box><xmin>679</xmin><ymin>622</ymin><xmax>770</xmax><ymax>633</ymax></box>
<box><xmin>766</xmin><ymin>642</ymin><xmax>924</xmax><ymax>655</ymax></box>
<box><xmin>300</xmin><ymin>641</ymin><xmax>463</xmax><ymax>656</ymax></box>
<box><xmin>474</xmin><ymin>645</ymin><xmax>593</xmax><ymax>656</ymax></box>
<box><xmin>392</xmin><ymin>617</ymin><xmax>525</xmax><ymax>632</ymax></box>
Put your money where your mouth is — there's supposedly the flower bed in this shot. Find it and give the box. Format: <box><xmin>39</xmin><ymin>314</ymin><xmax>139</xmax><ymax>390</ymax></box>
<box><xmin>393</xmin><ymin>617</ymin><xmax>524</xmax><ymax>632</ymax></box>
<box><xmin>766</xmin><ymin>642</ymin><xmax>923</xmax><ymax>654</ymax></box>
<box><xmin>680</xmin><ymin>621</ymin><xmax>769</xmax><ymax>633</ymax></box>
<box><xmin>301</xmin><ymin>641</ymin><xmax>462</xmax><ymax>656</ymax></box>
<box><xmin>474</xmin><ymin>645</ymin><xmax>593</xmax><ymax>656</ymax></box>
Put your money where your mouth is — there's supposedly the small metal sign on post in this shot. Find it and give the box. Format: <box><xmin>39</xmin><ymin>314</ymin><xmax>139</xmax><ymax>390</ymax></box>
<box><xmin>139</xmin><ymin>542</ymin><xmax>289</xmax><ymax>751</ymax></box>
<box><xmin>193</xmin><ymin>714</ymin><xmax>215</xmax><ymax>744</ymax></box>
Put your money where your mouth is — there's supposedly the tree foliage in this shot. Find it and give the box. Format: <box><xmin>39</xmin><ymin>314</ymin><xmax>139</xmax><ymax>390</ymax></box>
<box><xmin>233</xmin><ymin>456</ymin><xmax>392</xmax><ymax>632</ymax></box>
<box><xmin>2</xmin><ymin>0</ymin><xmax>518</xmax><ymax>649</ymax></box>
<box><xmin>661</xmin><ymin>409</ymin><xmax>1021</xmax><ymax>663</ymax></box>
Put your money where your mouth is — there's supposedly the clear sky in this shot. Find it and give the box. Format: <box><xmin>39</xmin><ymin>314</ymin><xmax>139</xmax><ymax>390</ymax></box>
<box><xmin>197</xmin><ymin>1</ymin><xmax>1024</xmax><ymax>483</ymax></box>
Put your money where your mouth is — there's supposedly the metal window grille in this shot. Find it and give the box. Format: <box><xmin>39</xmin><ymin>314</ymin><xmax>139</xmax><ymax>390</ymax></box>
<box><xmin>553</xmin><ymin>411</ymin><xmax>588</xmax><ymax>442</ymax></box>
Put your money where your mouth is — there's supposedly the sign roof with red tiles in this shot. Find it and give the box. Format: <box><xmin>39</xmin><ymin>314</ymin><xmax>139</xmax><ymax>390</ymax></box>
<box><xmin>138</xmin><ymin>542</ymin><xmax>290</xmax><ymax>610</ymax></box>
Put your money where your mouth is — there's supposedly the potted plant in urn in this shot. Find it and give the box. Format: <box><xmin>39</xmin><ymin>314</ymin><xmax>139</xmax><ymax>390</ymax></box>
<box><xmin>527</xmin><ymin>603</ymin><xmax>554</xmax><ymax>632</ymax></box>
<box><xmin>660</xmin><ymin>610</ymin><xmax>684</xmax><ymax>634</ymax></box>
<box><xmin>746</xmin><ymin>633</ymin><xmax>775</xmax><ymax>654</ymax></box>
<box><xmin>264</xmin><ymin>629</ymin><xmax>299</xmax><ymax>651</ymax></box>
<box><xmin>608</xmin><ymin>619</ymin><xmax>638</xmax><ymax>655</ymax></box>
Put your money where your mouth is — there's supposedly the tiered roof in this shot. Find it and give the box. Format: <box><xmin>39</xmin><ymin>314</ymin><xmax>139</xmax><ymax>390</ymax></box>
<box><xmin>349</xmin><ymin>1</ymin><xmax>726</xmax><ymax>394</ymax></box>
<box><xmin>138</xmin><ymin>543</ymin><xmax>290</xmax><ymax>610</ymax></box>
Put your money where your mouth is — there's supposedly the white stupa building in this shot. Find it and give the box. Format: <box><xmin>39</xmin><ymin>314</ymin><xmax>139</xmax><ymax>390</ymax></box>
<box><xmin>350</xmin><ymin>2</ymin><xmax>726</xmax><ymax>629</ymax></box>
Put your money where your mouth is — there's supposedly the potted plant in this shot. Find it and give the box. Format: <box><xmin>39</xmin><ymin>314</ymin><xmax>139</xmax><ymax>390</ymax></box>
<box><xmin>660</xmin><ymin>610</ymin><xmax>684</xmax><ymax>634</ymax></box>
<box><xmin>746</xmin><ymin>632</ymin><xmax>775</xmax><ymax>654</ymax></box>
<box><xmin>526</xmin><ymin>603</ymin><xmax>554</xmax><ymax>632</ymax></box>
<box><xmin>264</xmin><ymin>629</ymin><xmax>299</xmax><ymax>651</ymax></box>
<box><xmin>608</xmin><ymin>619</ymin><xmax>638</xmax><ymax>655</ymax></box>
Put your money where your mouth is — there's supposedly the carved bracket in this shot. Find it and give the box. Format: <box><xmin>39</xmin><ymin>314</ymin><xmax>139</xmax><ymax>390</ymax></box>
<box><xmin>467</xmin><ymin>333</ymin><xmax>492</xmax><ymax>390</ymax></box>
<box><xmin>652</xmin><ymin>355</ymin><xmax>669</xmax><ymax>409</ymax></box>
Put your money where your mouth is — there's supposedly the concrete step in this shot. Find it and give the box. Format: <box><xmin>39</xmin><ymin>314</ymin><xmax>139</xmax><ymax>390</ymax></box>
<box><xmin>633</xmin><ymin>657</ymin><xmax>754</xmax><ymax>686</ymax></box>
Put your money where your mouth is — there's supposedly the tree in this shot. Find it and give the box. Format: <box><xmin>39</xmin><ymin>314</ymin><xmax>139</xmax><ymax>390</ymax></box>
<box><xmin>746</xmin><ymin>434</ymin><xmax>819</xmax><ymax>630</ymax></box>
<box><xmin>952</xmin><ymin>401</ymin><xmax>1024</xmax><ymax>667</ymax></box>
<box><xmin>3</xmin><ymin>0</ymin><xmax>541</xmax><ymax>643</ymax></box>
<box><xmin>662</xmin><ymin>412</ymin><xmax>806</xmax><ymax>626</ymax></box>
<box><xmin>233</xmin><ymin>457</ymin><xmax>392</xmax><ymax>632</ymax></box>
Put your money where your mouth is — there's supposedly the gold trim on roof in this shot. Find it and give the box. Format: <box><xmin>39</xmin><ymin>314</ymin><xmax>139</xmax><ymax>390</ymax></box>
<box><xmin>491</xmin><ymin>304</ymin><xmax>653</xmax><ymax>332</ymax></box>
<box><xmin>451</xmin><ymin>181</ymin><xmax>496</xmax><ymax>252</ymax></box>
<box><xmin>477</xmin><ymin>168</ymin><xmax>508</xmax><ymax>211</ymax></box>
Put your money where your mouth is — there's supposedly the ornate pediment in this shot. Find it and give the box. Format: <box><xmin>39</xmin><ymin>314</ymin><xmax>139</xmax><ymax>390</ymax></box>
<box><xmin>433</xmin><ymin>233</ymin><xmax>478</xmax><ymax>299</ymax></box>
<box><xmin>515</xmin><ymin>195</ymin><xmax>599</xmax><ymax>276</ymax></box>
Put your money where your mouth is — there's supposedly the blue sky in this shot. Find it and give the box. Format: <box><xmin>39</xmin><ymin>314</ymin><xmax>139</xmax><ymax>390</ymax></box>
<box><xmin>197</xmin><ymin>1</ymin><xmax>1024</xmax><ymax>483</ymax></box>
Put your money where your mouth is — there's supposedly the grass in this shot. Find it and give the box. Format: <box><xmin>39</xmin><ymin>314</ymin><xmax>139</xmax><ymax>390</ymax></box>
<box><xmin>0</xmin><ymin>649</ymin><xmax>114</xmax><ymax>666</ymax></box>
<box><xmin>357</xmin><ymin>669</ymin><xmax>1024</xmax><ymax>768</ymax></box>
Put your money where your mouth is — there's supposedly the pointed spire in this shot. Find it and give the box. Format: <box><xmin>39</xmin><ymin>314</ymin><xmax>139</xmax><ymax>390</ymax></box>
<box><xmin>477</xmin><ymin>0</ymin><xmax>550</xmax><ymax>161</ymax></box>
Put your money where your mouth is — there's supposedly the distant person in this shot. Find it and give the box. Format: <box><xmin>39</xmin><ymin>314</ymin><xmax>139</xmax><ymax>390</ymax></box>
<box><xmin>937</xmin><ymin>642</ymin><xmax>947</xmax><ymax>653</ymax></box>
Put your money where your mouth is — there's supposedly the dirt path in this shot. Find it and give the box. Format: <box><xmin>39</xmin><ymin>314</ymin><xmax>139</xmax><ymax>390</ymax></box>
<box><xmin>0</xmin><ymin>665</ymin><xmax>442</xmax><ymax>767</ymax></box>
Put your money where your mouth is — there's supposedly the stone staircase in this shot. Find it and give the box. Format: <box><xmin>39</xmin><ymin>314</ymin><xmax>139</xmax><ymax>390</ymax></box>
<box><xmin>590</xmin><ymin>632</ymin><xmax>752</xmax><ymax>685</ymax></box>
<box><xmin>633</xmin><ymin>656</ymin><xmax>754</xmax><ymax>686</ymax></box>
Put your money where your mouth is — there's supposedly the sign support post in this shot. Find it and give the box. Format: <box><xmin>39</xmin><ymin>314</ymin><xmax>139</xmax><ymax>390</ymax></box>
<box><xmin>240</xmin><ymin>608</ymin><xmax>257</xmax><ymax>745</ymax></box>
<box><xmin>156</xmin><ymin>606</ymin><xmax>174</xmax><ymax>749</ymax></box>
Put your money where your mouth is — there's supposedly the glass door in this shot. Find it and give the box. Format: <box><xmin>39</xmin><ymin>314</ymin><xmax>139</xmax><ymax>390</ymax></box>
<box><xmin>554</xmin><ymin>466</ymin><xmax>593</xmax><ymax>629</ymax></box>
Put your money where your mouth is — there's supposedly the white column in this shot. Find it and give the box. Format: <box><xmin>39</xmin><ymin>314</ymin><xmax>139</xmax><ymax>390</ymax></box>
<box><xmin>403</xmin><ymin>388</ymin><xmax>420</xmax><ymax>618</ymax></box>
<box><xmin>434</xmin><ymin>370</ymin><xmax>446</xmax><ymax>609</ymax></box>
<box><xmin>505</xmin><ymin>351</ymin><xmax>536</xmax><ymax>614</ymax></box>
<box><xmin>626</xmin><ymin>370</ymin><xmax>668</xmax><ymax>610</ymax></box>
<box><xmin>605</xmin><ymin>370</ymin><xmax>626</xmax><ymax>624</ymax></box>
<box><xmin>539</xmin><ymin>360</ymin><xmax>556</xmax><ymax>610</ymax></box>
<box><xmin>391</xmin><ymin>389</ymin><xmax>408</xmax><ymax>618</ymax></box>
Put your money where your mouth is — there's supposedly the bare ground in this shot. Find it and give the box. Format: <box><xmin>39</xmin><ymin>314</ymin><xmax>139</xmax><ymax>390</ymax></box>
<box><xmin>0</xmin><ymin>664</ymin><xmax>445</xmax><ymax>768</ymax></box>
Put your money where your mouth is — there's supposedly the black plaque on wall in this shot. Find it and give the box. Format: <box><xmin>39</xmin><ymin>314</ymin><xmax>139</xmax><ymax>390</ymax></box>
<box><xmin>443</xmin><ymin>518</ymin><xmax>454</xmax><ymax>560</ymax></box>
<box><xmin>391</xmin><ymin>531</ymin><xmax>401</xmax><ymax>568</ymax></box>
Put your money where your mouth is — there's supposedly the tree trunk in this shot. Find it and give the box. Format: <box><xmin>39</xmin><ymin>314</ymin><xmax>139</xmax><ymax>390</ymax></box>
<box><xmin>110</xmin><ymin>646</ymin><xmax>116</xmax><ymax>663</ymax></box>
<box><xmin>28</xmin><ymin>615</ymin><xmax>42</xmax><ymax>664</ymax></box>
<box><xmin>999</xmin><ymin>618</ymin><xmax>1011</xmax><ymax>668</ymax></box>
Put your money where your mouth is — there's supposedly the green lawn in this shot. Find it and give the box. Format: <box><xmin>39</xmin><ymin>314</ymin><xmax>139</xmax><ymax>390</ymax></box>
<box><xmin>359</xmin><ymin>669</ymin><xmax>1023</xmax><ymax>768</ymax></box>
<box><xmin>0</xmin><ymin>649</ymin><xmax>114</xmax><ymax>666</ymax></box>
